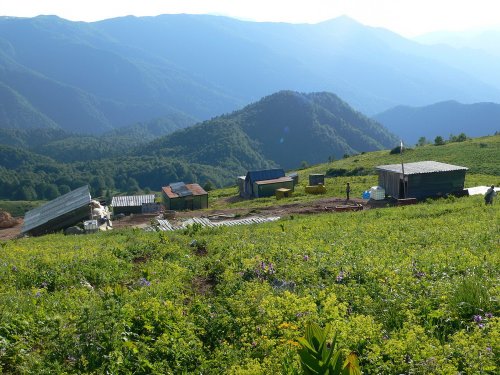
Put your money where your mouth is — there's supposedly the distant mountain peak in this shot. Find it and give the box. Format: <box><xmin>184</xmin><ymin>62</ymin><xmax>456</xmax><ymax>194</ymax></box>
<box><xmin>139</xmin><ymin>90</ymin><xmax>398</xmax><ymax>171</ymax></box>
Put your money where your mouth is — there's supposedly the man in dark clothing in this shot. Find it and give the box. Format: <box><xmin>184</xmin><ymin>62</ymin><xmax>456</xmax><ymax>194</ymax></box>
<box><xmin>484</xmin><ymin>185</ymin><xmax>496</xmax><ymax>205</ymax></box>
<box><xmin>346</xmin><ymin>182</ymin><xmax>351</xmax><ymax>201</ymax></box>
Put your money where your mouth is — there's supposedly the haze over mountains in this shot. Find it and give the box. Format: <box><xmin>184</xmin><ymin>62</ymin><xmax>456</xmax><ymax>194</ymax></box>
<box><xmin>1</xmin><ymin>14</ymin><xmax>500</xmax><ymax>135</ymax></box>
<box><xmin>374</xmin><ymin>101</ymin><xmax>500</xmax><ymax>145</ymax></box>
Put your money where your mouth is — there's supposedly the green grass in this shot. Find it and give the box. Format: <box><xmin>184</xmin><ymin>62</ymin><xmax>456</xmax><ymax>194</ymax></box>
<box><xmin>1</xmin><ymin>136</ymin><xmax>499</xmax><ymax>373</ymax></box>
<box><xmin>0</xmin><ymin>195</ymin><xmax>498</xmax><ymax>373</ymax></box>
<box><xmin>307</xmin><ymin>134</ymin><xmax>500</xmax><ymax>176</ymax></box>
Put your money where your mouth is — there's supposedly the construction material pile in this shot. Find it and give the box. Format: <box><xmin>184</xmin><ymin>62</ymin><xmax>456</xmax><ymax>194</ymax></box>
<box><xmin>0</xmin><ymin>210</ymin><xmax>21</xmax><ymax>229</ymax></box>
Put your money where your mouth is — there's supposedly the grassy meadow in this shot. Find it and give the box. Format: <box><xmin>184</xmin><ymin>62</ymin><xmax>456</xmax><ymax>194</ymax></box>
<box><xmin>0</xmin><ymin>135</ymin><xmax>499</xmax><ymax>374</ymax></box>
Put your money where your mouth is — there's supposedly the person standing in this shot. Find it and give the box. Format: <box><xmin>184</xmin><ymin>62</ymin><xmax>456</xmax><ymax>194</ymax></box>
<box><xmin>484</xmin><ymin>185</ymin><xmax>497</xmax><ymax>205</ymax></box>
<box><xmin>346</xmin><ymin>182</ymin><xmax>351</xmax><ymax>201</ymax></box>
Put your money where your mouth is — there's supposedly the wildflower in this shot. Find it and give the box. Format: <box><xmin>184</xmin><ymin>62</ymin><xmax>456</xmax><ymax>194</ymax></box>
<box><xmin>485</xmin><ymin>312</ymin><xmax>493</xmax><ymax>319</ymax></box>
<box><xmin>336</xmin><ymin>270</ymin><xmax>344</xmax><ymax>283</ymax></box>
<box><xmin>486</xmin><ymin>347</ymin><xmax>492</xmax><ymax>352</ymax></box>
<box><xmin>35</xmin><ymin>291</ymin><xmax>41</xmax><ymax>298</ymax></box>
<box><xmin>478</xmin><ymin>323</ymin><xmax>485</xmax><ymax>329</ymax></box>
<box><xmin>138</xmin><ymin>277</ymin><xmax>151</xmax><ymax>287</ymax></box>
<box><xmin>40</xmin><ymin>281</ymin><xmax>48</xmax><ymax>288</ymax></box>
<box><xmin>11</xmin><ymin>265</ymin><xmax>17</xmax><ymax>272</ymax></box>
<box><xmin>473</xmin><ymin>315</ymin><xmax>483</xmax><ymax>323</ymax></box>
<box><xmin>303</xmin><ymin>255</ymin><xmax>309</xmax><ymax>261</ymax></box>
<box><xmin>268</xmin><ymin>263</ymin><xmax>276</xmax><ymax>274</ymax></box>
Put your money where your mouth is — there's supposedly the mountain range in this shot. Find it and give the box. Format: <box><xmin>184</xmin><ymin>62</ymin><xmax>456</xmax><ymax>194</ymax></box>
<box><xmin>1</xmin><ymin>14</ymin><xmax>500</xmax><ymax>134</ymax></box>
<box><xmin>373</xmin><ymin>101</ymin><xmax>500</xmax><ymax>145</ymax></box>
<box><xmin>0</xmin><ymin>90</ymin><xmax>397</xmax><ymax>200</ymax></box>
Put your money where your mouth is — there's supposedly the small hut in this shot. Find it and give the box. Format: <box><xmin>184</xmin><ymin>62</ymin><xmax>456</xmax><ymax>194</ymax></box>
<box><xmin>162</xmin><ymin>182</ymin><xmax>208</xmax><ymax>210</ymax></box>
<box><xmin>244</xmin><ymin>169</ymin><xmax>293</xmax><ymax>198</ymax></box>
<box><xmin>376</xmin><ymin>161</ymin><xmax>468</xmax><ymax>200</ymax></box>
<box><xmin>111</xmin><ymin>194</ymin><xmax>158</xmax><ymax>215</ymax></box>
<box><xmin>253</xmin><ymin>177</ymin><xmax>294</xmax><ymax>198</ymax></box>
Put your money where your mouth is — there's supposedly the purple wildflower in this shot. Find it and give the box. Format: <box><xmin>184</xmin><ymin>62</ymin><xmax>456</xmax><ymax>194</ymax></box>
<box><xmin>485</xmin><ymin>312</ymin><xmax>493</xmax><ymax>319</ymax></box>
<box><xmin>486</xmin><ymin>347</ymin><xmax>492</xmax><ymax>352</ymax></box>
<box><xmin>35</xmin><ymin>291</ymin><xmax>41</xmax><ymax>298</ymax></box>
<box><xmin>138</xmin><ymin>277</ymin><xmax>151</xmax><ymax>287</ymax></box>
<box><xmin>336</xmin><ymin>271</ymin><xmax>344</xmax><ymax>283</ymax></box>
<box><xmin>303</xmin><ymin>255</ymin><xmax>309</xmax><ymax>261</ymax></box>
<box><xmin>268</xmin><ymin>263</ymin><xmax>276</xmax><ymax>274</ymax></box>
<box><xmin>11</xmin><ymin>265</ymin><xmax>17</xmax><ymax>272</ymax></box>
<box><xmin>473</xmin><ymin>315</ymin><xmax>483</xmax><ymax>323</ymax></box>
<box><xmin>478</xmin><ymin>323</ymin><xmax>485</xmax><ymax>329</ymax></box>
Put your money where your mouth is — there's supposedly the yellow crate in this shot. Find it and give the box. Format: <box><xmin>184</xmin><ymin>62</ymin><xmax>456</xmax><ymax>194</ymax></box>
<box><xmin>305</xmin><ymin>184</ymin><xmax>326</xmax><ymax>194</ymax></box>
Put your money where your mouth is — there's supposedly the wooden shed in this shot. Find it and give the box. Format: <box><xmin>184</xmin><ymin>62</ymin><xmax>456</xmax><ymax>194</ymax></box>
<box><xmin>162</xmin><ymin>182</ymin><xmax>208</xmax><ymax>210</ymax></box>
<box><xmin>376</xmin><ymin>161</ymin><xmax>468</xmax><ymax>200</ymax></box>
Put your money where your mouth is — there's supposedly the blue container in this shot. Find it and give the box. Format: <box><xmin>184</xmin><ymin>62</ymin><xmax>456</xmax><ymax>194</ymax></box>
<box><xmin>362</xmin><ymin>191</ymin><xmax>371</xmax><ymax>199</ymax></box>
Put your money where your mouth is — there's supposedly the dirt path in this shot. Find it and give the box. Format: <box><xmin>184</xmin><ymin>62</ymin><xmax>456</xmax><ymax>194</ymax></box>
<box><xmin>1</xmin><ymin>197</ymin><xmax>388</xmax><ymax>241</ymax></box>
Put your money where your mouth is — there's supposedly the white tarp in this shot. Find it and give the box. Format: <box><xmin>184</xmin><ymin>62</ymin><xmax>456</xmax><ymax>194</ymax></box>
<box><xmin>467</xmin><ymin>186</ymin><xmax>500</xmax><ymax>196</ymax></box>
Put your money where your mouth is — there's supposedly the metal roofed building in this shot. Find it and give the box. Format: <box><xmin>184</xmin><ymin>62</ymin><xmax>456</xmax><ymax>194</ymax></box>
<box><xmin>244</xmin><ymin>168</ymin><xmax>286</xmax><ymax>198</ymax></box>
<box><xmin>162</xmin><ymin>182</ymin><xmax>208</xmax><ymax>210</ymax></box>
<box><xmin>253</xmin><ymin>176</ymin><xmax>294</xmax><ymax>198</ymax></box>
<box><xmin>22</xmin><ymin>185</ymin><xmax>92</xmax><ymax>236</ymax></box>
<box><xmin>376</xmin><ymin>161</ymin><xmax>468</xmax><ymax>200</ymax></box>
<box><xmin>111</xmin><ymin>194</ymin><xmax>158</xmax><ymax>215</ymax></box>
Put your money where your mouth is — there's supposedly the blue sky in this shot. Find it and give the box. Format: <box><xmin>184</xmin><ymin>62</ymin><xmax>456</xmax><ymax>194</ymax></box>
<box><xmin>1</xmin><ymin>0</ymin><xmax>500</xmax><ymax>37</ymax></box>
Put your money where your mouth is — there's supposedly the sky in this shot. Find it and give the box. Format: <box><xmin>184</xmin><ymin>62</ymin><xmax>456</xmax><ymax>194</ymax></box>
<box><xmin>1</xmin><ymin>0</ymin><xmax>500</xmax><ymax>37</ymax></box>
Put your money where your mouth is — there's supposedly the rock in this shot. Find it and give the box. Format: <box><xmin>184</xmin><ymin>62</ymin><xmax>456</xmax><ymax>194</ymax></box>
<box><xmin>64</xmin><ymin>226</ymin><xmax>84</xmax><ymax>235</ymax></box>
<box><xmin>0</xmin><ymin>210</ymin><xmax>21</xmax><ymax>229</ymax></box>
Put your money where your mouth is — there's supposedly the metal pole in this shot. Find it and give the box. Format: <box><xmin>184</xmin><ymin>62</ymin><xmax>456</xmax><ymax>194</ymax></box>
<box><xmin>400</xmin><ymin>141</ymin><xmax>406</xmax><ymax>199</ymax></box>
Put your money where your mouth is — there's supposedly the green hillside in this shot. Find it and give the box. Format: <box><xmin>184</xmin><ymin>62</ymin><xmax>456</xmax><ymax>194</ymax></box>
<box><xmin>0</xmin><ymin>193</ymin><xmax>498</xmax><ymax>373</ymax></box>
<box><xmin>0</xmin><ymin>133</ymin><xmax>498</xmax><ymax>205</ymax></box>
<box><xmin>208</xmin><ymin>134</ymin><xmax>500</xmax><ymax>211</ymax></box>
<box><xmin>310</xmin><ymin>134</ymin><xmax>500</xmax><ymax>176</ymax></box>
<box><xmin>140</xmin><ymin>91</ymin><xmax>399</xmax><ymax>171</ymax></box>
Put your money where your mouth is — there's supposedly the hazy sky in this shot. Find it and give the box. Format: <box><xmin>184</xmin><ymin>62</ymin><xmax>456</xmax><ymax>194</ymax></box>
<box><xmin>1</xmin><ymin>0</ymin><xmax>500</xmax><ymax>37</ymax></box>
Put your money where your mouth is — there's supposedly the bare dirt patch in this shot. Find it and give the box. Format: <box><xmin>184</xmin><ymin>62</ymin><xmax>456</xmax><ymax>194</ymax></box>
<box><xmin>0</xmin><ymin>197</ymin><xmax>390</xmax><ymax>241</ymax></box>
<box><xmin>0</xmin><ymin>219</ymin><xmax>22</xmax><ymax>241</ymax></box>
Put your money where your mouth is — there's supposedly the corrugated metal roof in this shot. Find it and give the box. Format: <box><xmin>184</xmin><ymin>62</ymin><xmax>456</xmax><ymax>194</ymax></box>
<box><xmin>376</xmin><ymin>161</ymin><xmax>468</xmax><ymax>175</ymax></box>
<box><xmin>111</xmin><ymin>194</ymin><xmax>155</xmax><ymax>207</ymax></box>
<box><xmin>254</xmin><ymin>176</ymin><xmax>293</xmax><ymax>185</ymax></box>
<box><xmin>170</xmin><ymin>182</ymin><xmax>193</xmax><ymax>197</ymax></box>
<box><xmin>246</xmin><ymin>169</ymin><xmax>285</xmax><ymax>183</ymax></box>
<box><xmin>162</xmin><ymin>183</ymin><xmax>208</xmax><ymax>199</ymax></box>
<box><xmin>154</xmin><ymin>216</ymin><xmax>281</xmax><ymax>231</ymax></box>
<box><xmin>22</xmin><ymin>185</ymin><xmax>91</xmax><ymax>234</ymax></box>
